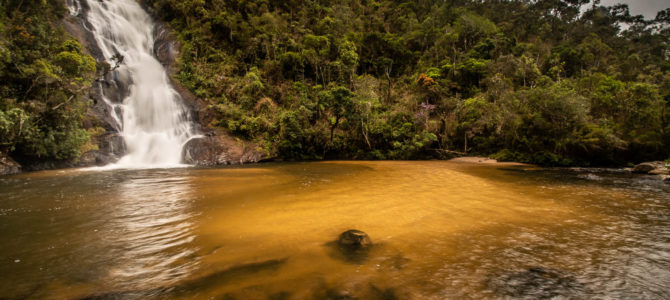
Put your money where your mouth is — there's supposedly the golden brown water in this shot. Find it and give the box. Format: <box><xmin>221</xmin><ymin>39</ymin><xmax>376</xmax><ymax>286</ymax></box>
<box><xmin>1</xmin><ymin>161</ymin><xmax>669</xmax><ymax>299</ymax></box>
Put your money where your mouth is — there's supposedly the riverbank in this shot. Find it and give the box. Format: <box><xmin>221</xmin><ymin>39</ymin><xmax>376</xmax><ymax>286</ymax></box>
<box><xmin>447</xmin><ymin>156</ymin><xmax>670</xmax><ymax>183</ymax></box>
<box><xmin>3</xmin><ymin>152</ymin><xmax>669</xmax><ymax>186</ymax></box>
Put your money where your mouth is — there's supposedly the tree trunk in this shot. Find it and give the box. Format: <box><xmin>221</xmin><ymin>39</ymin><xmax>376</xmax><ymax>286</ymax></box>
<box><xmin>464</xmin><ymin>132</ymin><xmax>468</xmax><ymax>153</ymax></box>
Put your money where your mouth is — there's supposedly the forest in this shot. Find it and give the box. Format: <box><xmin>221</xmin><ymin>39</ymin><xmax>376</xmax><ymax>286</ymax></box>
<box><xmin>0</xmin><ymin>0</ymin><xmax>99</xmax><ymax>164</ymax></box>
<box><xmin>2</xmin><ymin>0</ymin><xmax>670</xmax><ymax>166</ymax></box>
<box><xmin>144</xmin><ymin>0</ymin><xmax>670</xmax><ymax>165</ymax></box>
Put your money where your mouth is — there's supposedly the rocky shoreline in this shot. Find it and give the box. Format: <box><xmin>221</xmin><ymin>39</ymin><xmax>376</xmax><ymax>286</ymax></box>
<box><xmin>631</xmin><ymin>161</ymin><xmax>670</xmax><ymax>182</ymax></box>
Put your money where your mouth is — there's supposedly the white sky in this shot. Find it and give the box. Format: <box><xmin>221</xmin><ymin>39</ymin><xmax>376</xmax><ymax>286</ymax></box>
<box><xmin>597</xmin><ymin>0</ymin><xmax>670</xmax><ymax>19</ymax></box>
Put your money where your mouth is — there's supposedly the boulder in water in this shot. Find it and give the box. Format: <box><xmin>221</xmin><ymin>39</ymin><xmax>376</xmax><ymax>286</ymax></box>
<box><xmin>337</xmin><ymin>230</ymin><xmax>372</xmax><ymax>251</ymax></box>
<box><xmin>325</xmin><ymin>289</ymin><xmax>357</xmax><ymax>300</ymax></box>
<box><xmin>632</xmin><ymin>161</ymin><xmax>667</xmax><ymax>174</ymax></box>
<box><xmin>326</xmin><ymin>230</ymin><xmax>373</xmax><ymax>264</ymax></box>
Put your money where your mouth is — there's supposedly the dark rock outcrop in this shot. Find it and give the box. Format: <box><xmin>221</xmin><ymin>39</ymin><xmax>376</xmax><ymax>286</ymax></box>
<box><xmin>153</xmin><ymin>23</ymin><xmax>180</xmax><ymax>75</ymax></box>
<box><xmin>61</xmin><ymin>6</ymin><xmax>128</xmax><ymax>169</ymax></box>
<box><xmin>76</xmin><ymin>133</ymin><xmax>127</xmax><ymax>166</ymax></box>
<box><xmin>21</xmin><ymin>160</ymin><xmax>73</xmax><ymax>173</ymax></box>
<box><xmin>151</xmin><ymin>22</ymin><xmax>212</xmax><ymax>131</ymax></box>
<box><xmin>98</xmin><ymin>133</ymin><xmax>127</xmax><ymax>157</ymax></box>
<box><xmin>0</xmin><ymin>154</ymin><xmax>21</xmax><ymax>176</ymax></box>
<box><xmin>182</xmin><ymin>131</ymin><xmax>267</xmax><ymax>166</ymax></box>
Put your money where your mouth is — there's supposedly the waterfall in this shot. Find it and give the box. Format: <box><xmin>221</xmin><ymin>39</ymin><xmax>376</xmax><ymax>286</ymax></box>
<box><xmin>69</xmin><ymin>0</ymin><xmax>195</xmax><ymax>168</ymax></box>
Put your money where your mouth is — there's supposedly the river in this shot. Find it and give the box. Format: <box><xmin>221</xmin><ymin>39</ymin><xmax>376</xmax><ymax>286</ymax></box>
<box><xmin>1</xmin><ymin>161</ymin><xmax>669</xmax><ymax>299</ymax></box>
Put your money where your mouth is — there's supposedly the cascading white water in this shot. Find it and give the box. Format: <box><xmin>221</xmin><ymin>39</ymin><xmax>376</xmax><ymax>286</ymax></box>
<box><xmin>70</xmin><ymin>0</ymin><xmax>195</xmax><ymax>168</ymax></box>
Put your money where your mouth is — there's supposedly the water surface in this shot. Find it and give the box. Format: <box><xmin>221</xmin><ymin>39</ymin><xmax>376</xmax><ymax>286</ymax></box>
<box><xmin>1</xmin><ymin>161</ymin><xmax>669</xmax><ymax>299</ymax></box>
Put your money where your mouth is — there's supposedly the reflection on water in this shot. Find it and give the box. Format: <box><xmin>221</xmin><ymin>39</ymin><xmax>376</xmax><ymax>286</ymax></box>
<box><xmin>0</xmin><ymin>161</ymin><xmax>669</xmax><ymax>299</ymax></box>
<box><xmin>107</xmin><ymin>173</ymin><xmax>199</xmax><ymax>288</ymax></box>
<box><xmin>0</xmin><ymin>170</ymin><xmax>199</xmax><ymax>298</ymax></box>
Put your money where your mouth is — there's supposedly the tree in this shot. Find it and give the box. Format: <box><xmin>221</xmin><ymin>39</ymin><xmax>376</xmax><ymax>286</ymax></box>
<box><xmin>319</xmin><ymin>86</ymin><xmax>356</xmax><ymax>147</ymax></box>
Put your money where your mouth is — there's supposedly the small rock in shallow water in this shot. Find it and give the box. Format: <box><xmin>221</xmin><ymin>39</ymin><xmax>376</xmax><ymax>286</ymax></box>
<box><xmin>338</xmin><ymin>230</ymin><xmax>372</xmax><ymax>251</ymax></box>
<box><xmin>326</xmin><ymin>289</ymin><xmax>357</xmax><ymax>300</ymax></box>
<box><xmin>327</xmin><ymin>230</ymin><xmax>373</xmax><ymax>264</ymax></box>
<box><xmin>578</xmin><ymin>173</ymin><xmax>602</xmax><ymax>181</ymax></box>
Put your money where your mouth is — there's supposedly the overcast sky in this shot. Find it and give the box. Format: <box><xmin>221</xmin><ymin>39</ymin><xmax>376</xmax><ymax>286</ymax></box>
<box><xmin>597</xmin><ymin>0</ymin><xmax>669</xmax><ymax>19</ymax></box>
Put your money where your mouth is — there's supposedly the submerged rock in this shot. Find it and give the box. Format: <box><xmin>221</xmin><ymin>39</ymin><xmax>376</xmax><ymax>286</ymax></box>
<box><xmin>0</xmin><ymin>154</ymin><xmax>21</xmax><ymax>176</ymax></box>
<box><xmin>338</xmin><ymin>230</ymin><xmax>372</xmax><ymax>251</ymax></box>
<box><xmin>486</xmin><ymin>267</ymin><xmax>585</xmax><ymax>299</ymax></box>
<box><xmin>577</xmin><ymin>173</ymin><xmax>602</xmax><ymax>181</ymax></box>
<box><xmin>312</xmin><ymin>280</ymin><xmax>404</xmax><ymax>300</ymax></box>
<box><xmin>325</xmin><ymin>289</ymin><xmax>357</xmax><ymax>300</ymax></box>
<box><xmin>78</xmin><ymin>258</ymin><xmax>288</xmax><ymax>299</ymax></box>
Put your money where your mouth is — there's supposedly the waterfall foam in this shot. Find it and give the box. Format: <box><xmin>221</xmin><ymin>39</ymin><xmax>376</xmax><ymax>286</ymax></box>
<box><xmin>69</xmin><ymin>0</ymin><xmax>195</xmax><ymax>168</ymax></box>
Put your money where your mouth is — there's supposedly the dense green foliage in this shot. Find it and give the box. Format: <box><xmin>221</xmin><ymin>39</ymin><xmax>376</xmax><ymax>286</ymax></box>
<box><xmin>5</xmin><ymin>0</ymin><xmax>670</xmax><ymax>166</ymax></box>
<box><xmin>144</xmin><ymin>0</ymin><xmax>670</xmax><ymax>165</ymax></box>
<box><xmin>0</xmin><ymin>0</ymin><xmax>96</xmax><ymax>162</ymax></box>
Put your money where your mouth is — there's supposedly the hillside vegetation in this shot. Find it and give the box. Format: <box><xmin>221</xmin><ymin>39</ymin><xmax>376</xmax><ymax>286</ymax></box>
<box><xmin>2</xmin><ymin>0</ymin><xmax>669</xmax><ymax>167</ymax></box>
<box><xmin>0</xmin><ymin>0</ymin><xmax>98</xmax><ymax>163</ymax></box>
<box><xmin>144</xmin><ymin>0</ymin><xmax>670</xmax><ymax>165</ymax></box>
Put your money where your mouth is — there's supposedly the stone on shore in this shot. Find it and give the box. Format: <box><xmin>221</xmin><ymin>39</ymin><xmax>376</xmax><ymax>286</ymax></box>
<box><xmin>632</xmin><ymin>161</ymin><xmax>668</xmax><ymax>174</ymax></box>
<box><xmin>0</xmin><ymin>154</ymin><xmax>21</xmax><ymax>176</ymax></box>
<box><xmin>182</xmin><ymin>130</ymin><xmax>268</xmax><ymax>166</ymax></box>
